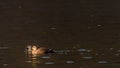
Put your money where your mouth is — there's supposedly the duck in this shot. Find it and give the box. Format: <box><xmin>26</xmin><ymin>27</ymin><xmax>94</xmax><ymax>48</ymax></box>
<box><xmin>31</xmin><ymin>45</ymin><xmax>46</xmax><ymax>55</ymax></box>
<box><xmin>26</xmin><ymin>45</ymin><xmax>55</xmax><ymax>56</ymax></box>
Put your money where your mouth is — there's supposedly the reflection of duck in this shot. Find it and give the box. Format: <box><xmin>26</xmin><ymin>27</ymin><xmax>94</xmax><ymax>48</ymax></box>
<box><xmin>26</xmin><ymin>45</ymin><xmax>55</xmax><ymax>55</ymax></box>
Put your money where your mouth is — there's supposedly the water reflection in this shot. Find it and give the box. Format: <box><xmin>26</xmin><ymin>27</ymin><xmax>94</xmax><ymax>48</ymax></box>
<box><xmin>44</xmin><ymin>62</ymin><xmax>55</xmax><ymax>64</ymax></box>
<box><xmin>31</xmin><ymin>57</ymin><xmax>40</xmax><ymax>68</ymax></box>
<box><xmin>26</xmin><ymin>52</ymin><xmax>42</xmax><ymax>68</ymax></box>
<box><xmin>3</xmin><ymin>64</ymin><xmax>8</xmax><ymax>66</ymax></box>
<box><xmin>82</xmin><ymin>57</ymin><xmax>93</xmax><ymax>59</ymax></box>
<box><xmin>66</xmin><ymin>61</ymin><xmax>75</xmax><ymax>64</ymax></box>
<box><xmin>98</xmin><ymin>61</ymin><xmax>109</xmax><ymax>64</ymax></box>
<box><xmin>23</xmin><ymin>45</ymin><xmax>120</xmax><ymax>68</ymax></box>
<box><xmin>0</xmin><ymin>47</ymin><xmax>8</xmax><ymax>49</ymax></box>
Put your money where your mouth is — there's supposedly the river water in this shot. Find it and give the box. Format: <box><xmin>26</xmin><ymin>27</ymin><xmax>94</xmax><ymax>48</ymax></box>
<box><xmin>0</xmin><ymin>40</ymin><xmax>120</xmax><ymax>68</ymax></box>
<box><xmin>0</xmin><ymin>0</ymin><xmax>120</xmax><ymax>68</ymax></box>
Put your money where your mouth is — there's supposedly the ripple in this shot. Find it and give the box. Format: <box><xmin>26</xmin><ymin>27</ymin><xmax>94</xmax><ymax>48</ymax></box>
<box><xmin>41</xmin><ymin>56</ymin><xmax>51</xmax><ymax>59</ymax></box>
<box><xmin>98</xmin><ymin>61</ymin><xmax>109</xmax><ymax>64</ymax></box>
<box><xmin>82</xmin><ymin>57</ymin><xmax>93</xmax><ymax>59</ymax></box>
<box><xmin>44</xmin><ymin>62</ymin><xmax>55</xmax><ymax>64</ymax></box>
<box><xmin>66</xmin><ymin>61</ymin><xmax>75</xmax><ymax>64</ymax></box>
<box><xmin>0</xmin><ymin>47</ymin><xmax>8</xmax><ymax>49</ymax></box>
<box><xmin>3</xmin><ymin>64</ymin><xmax>8</xmax><ymax>66</ymax></box>
<box><xmin>25</xmin><ymin>60</ymin><xmax>32</xmax><ymax>63</ymax></box>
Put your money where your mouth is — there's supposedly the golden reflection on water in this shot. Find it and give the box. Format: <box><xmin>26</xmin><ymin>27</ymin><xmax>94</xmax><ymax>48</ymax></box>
<box><xmin>32</xmin><ymin>57</ymin><xmax>39</xmax><ymax>68</ymax></box>
<box><xmin>27</xmin><ymin>54</ymin><xmax>43</xmax><ymax>68</ymax></box>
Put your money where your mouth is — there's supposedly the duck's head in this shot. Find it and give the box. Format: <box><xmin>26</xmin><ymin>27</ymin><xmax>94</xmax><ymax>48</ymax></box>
<box><xmin>32</xmin><ymin>46</ymin><xmax>37</xmax><ymax>51</ymax></box>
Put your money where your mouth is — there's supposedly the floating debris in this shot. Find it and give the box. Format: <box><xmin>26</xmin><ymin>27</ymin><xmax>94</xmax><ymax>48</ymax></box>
<box><xmin>66</xmin><ymin>61</ymin><xmax>75</xmax><ymax>64</ymax></box>
<box><xmin>44</xmin><ymin>62</ymin><xmax>55</xmax><ymax>64</ymax></box>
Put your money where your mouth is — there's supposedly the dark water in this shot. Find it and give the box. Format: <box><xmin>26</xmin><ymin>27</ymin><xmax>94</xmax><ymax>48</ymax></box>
<box><xmin>1</xmin><ymin>42</ymin><xmax>120</xmax><ymax>68</ymax></box>
<box><xmin>0</xmin><ymin>0</ymin><xmax>120</xmax><ymax>68</ymax></box>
